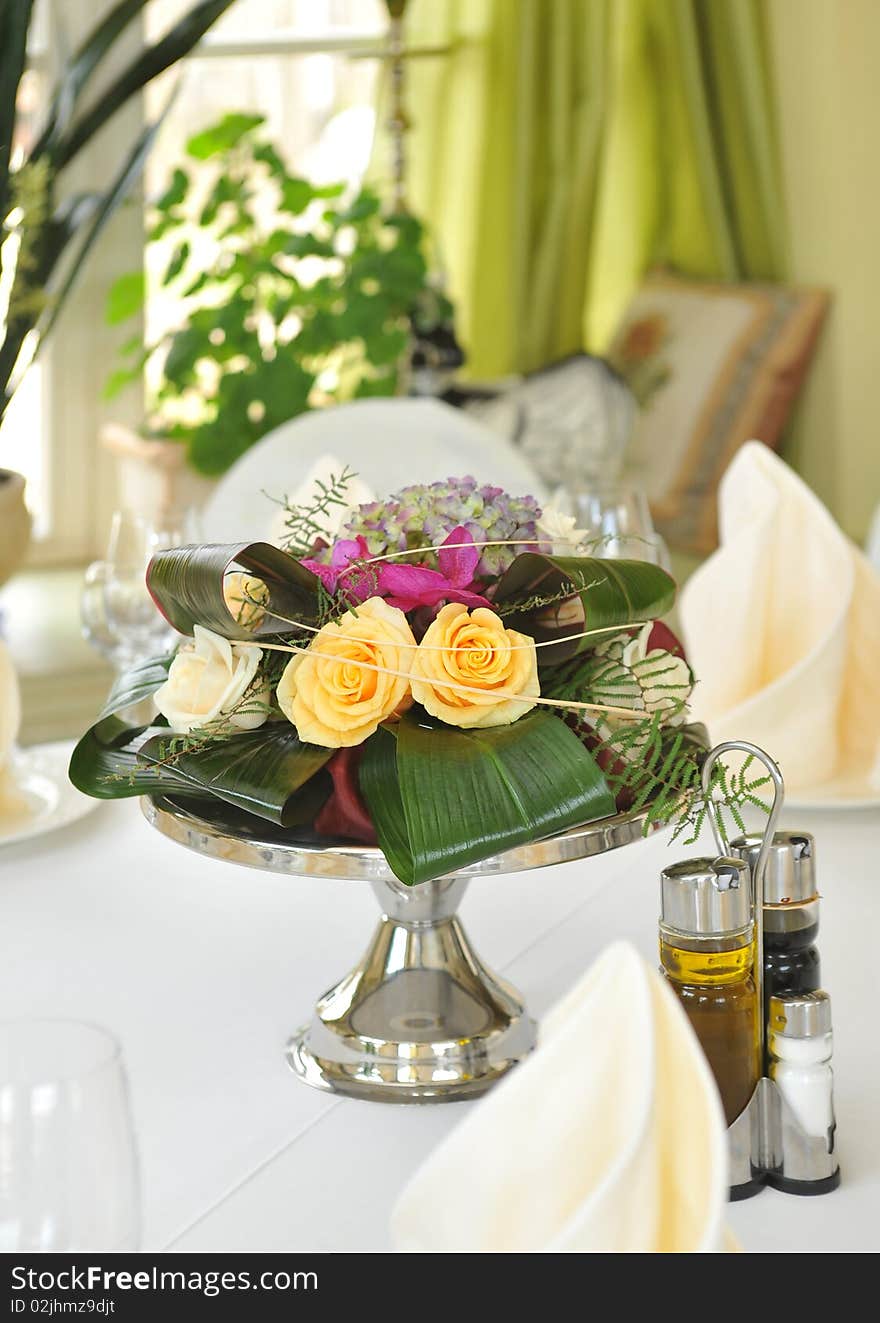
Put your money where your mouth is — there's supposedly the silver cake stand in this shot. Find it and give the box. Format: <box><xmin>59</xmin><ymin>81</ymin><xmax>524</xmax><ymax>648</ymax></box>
<box><xmin>143</xmin><ymin>795</ymin><xmax>660</xmax><ymax>1103</ymax></box>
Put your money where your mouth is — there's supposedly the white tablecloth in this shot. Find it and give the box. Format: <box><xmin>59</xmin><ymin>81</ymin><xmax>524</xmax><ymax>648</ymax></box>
<box><xmin>1</xmin><ymin>792</ymin><xmax>877</xmax><ymax>1253</ymax></box>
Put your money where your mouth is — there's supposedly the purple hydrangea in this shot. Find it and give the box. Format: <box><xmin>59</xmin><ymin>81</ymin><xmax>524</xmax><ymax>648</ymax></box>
<box><xmin>336</xmin><ymin>476</ymin><xmax>542</xmax><ymax>581</ymax></box>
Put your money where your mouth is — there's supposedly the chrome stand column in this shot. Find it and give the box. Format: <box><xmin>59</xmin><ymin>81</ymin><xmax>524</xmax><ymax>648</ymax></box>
<box><xmin>287</xmin><ymin>874</ymin><xmax>536</xmax><ymax>1102</ymax></box>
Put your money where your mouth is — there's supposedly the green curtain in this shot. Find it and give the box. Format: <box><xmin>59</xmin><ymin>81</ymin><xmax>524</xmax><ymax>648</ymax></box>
<box><xmin>398</xmin><ymin>0</ymin><xmax>787</xmax><ymax>378</ymax></box>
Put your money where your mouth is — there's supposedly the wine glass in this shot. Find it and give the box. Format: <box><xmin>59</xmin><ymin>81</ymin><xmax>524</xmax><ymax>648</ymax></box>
<box><xmin>555</xmin><ymin>482</ymin><xmax>672</xmax><ymax>570</ymax></box>
<box><xmin>81</xmin><ymin>509</ymin><xmax>193</xmax><ymax>673</ymax></box>
<box><xmin>0</xmin><ymin>1020</ymin><xmax>141</xmax><ymax>1251</ymax></box>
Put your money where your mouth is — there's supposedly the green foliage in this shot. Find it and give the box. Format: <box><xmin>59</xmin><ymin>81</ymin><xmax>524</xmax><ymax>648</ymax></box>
<box><xmin>494</xmin><ymin>552</ymin><xmax>677</xmax><ymax>663</ymax></box>
<box><xmin>540</xmin><ymin>638</ymin><xmax>769</xmax><ymax>841</ymax></box>
<box><xmin>360</xmin><ymin>712</ymin><xmax>616</xmax><ymax>886</ymax></box>
<box><xmin>104</xmin><ymin>112</ymin><xmax>454</xmax><ymax>475</ymax></box>
<box><xmin>145</xmin><ymin>540</ymin><xmax>321</xmax><ymax>638</ymax></box>
<box><xmin>0</xmin><ymin>0</ymin><xmax>236</xmax><ymax>428</ymax></box>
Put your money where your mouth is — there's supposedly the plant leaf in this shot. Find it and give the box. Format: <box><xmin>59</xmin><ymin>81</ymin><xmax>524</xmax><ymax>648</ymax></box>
<box><xmin>360</xmin><ymin>711</ymin><xmax>616</xmax><ymax>885</ymax></box>
<box><xmin>69</xmin><ymin>717</ymin><xmax>184</xmax><ymax>799</ymax></box>
<box><xmin>146</xmin><ymin>541</ymin><xmax>321</xmax><ymax>637</ymax></box>
<box><xmin>186</xmin><ymin>111</ymin><xmax>265</xmax><ymax>159</ymax></box>
<box><xmin>138</xmin><ymin>724</ymin><xmax>332</xmax><ymax>826</ymax></box>
<box><xmin>0</xmin><ymin>0</ymin><xmax>34</xmax><ymax>221</ymax></box>
<box><xmin>494</xmin><ymin>553</ymin><xmax>676</xmax><ymax>664</ymax></box>
<box><xmin>106</xmin><ymin>270</ymin><xmax>146</xmax><ymax>324</ymax></box>
<box><xmin>49</xmin><ymin>0</ymin><xmax>237</xmax><ymax>170</ymax></box>
<box><xmin>29</xmin><ymin>0</ymin><xmax>146</xmax><ymax>161</ymax></box>
<box><xmin>356</xmin><ymin>727</ymin><xmax>412</xmax><ymax>881</ymax></box>
<box><xmin>99</xmin><ymin>654</ymin><xmax>173</xmax><ymax>720</ymax></box>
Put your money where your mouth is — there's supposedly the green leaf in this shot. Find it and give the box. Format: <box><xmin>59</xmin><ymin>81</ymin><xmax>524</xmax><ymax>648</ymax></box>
<box><xmin>0</xmin><ymin>0</ymin><xmax>33</xmax><ymax>220</ymax></box>
<box><xmin>364</xmin><ymin>325</ymin><xmax>409</xmax><ymax>367</ymax></box>
<box><xmin>162</xmin><ymin>325</ymin><xmax>204</xmax><ymax>384</ymax></box>
<box><xmin>278</xmin><ymin>232</ymin><xmax>335</xmax><ymax>260</ymax></box>
<box><xmin>69</xmin><ymin>717</ymin><xmax>184</xmax><ymax>800</ymax></box>
<box><xmin>102</xmin><ymin>363</ymin><xmax>142</xmax><ymax>400</ymax></box>
<box><xmin>138</xmin><ymin>724</ymin><xmax>332</xmax><ymax>826</ymax></box>
<box><xmin>69</xmin><ymin>712</ymin><xmax>332</xmax><ymax>828</ymax></box>
<box><xmin>27</xmin><ymin>0</ymin><xmax>142</xmax><ymax>162</ymax></box>
<box><xmin>280</xmin><ymin>177</ymin><xmax>317</xmax><ymax>215</ymax></box>
<box><xmin>494</xmin><ymin>554</ymin><xmax>677</xmax><ymax>664</ymax></box>
<box><xmin>105</xmin><ymin>270</ymin><xmax>145</xmax><ymax>324</ymax></box>
<box><xmin>354</xmin><ymin>371</ymin><xmax>398</xmax><ymax>399</ymax></box>
<box><xmin>162</xmin><ymin>240</ymin><xmax>190</xmax><ymax>286</ymax></box>
<box><xmin>146</xmin><ymin>541</ymin><xmax>321</xmax><ymax>637</ymax></box>
<box><xmin>360</xmin><ymin>712</ymin><xmax>616</xmax><ymax>885</ymax></box>
<box><xmin>332</xmin><ymin>191</ymin><xmax>380</xmax><ymax>225</ymax></box>
<box><xmin>253</xmin><ymin>142</ymin><xmax>286</xmax><ymax>177</ymax></box>
<box><xmin>186</xmin><ymin>111</ymin><xmax>265</xmax><ymax>159</ymax></box>
<box><xmin>148</xmin><ymin>212</ymin><xmax>184</xmax><ymax>242</ymax></box>
<box><xmin>48</xmin><ymin>1</ymin><xmax>238</xmax><ymax>171</ymax></box>
<box><xmin>155</xmin><ymin>166</ymin><xmax>189</xmax><ymax>212</ymax></box>
<box><xmin>99</xmin><ymin>654</ymin><xmax>174</xmax><ymax>720</ymax></box>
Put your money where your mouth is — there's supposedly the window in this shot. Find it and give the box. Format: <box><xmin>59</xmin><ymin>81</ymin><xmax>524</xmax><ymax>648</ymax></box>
<box><xmin>8</xmin><ymin>0</ymin><xmax>385</xmax><ymax>567</ymax></box>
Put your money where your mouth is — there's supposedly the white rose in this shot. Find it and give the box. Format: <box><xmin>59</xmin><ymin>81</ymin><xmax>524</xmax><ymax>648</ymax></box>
<box><xmin>154</xmin><ymin>626</ymin><xmax>270</xmax><ymax>735</ymax></box>
<box><xmin>536</xmin><ymin>506</ymin><xmax>590</xmax><ymax>555</ymax></box>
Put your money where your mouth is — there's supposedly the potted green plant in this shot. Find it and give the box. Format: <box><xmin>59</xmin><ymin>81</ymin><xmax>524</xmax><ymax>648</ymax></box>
<box><xmin>0</xmin><ymin>0</ymin><xmax>236</xmax><ymax>584</ymax></box>
<box><xmin>100</xmin><ymin>111</ymin><xmax>457</xmax><ymax>504</ymax></box>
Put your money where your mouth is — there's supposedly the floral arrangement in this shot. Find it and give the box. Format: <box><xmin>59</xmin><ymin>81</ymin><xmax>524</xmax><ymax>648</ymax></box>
<box><xmin>70</xmin><ymin>476</ymin><xmax>765</xmax><ymax>885</ymax></box>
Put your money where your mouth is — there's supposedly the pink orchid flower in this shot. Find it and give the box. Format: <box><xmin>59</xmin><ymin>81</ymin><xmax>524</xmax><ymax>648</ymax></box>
<box><xmin>301</xmin><ymin>536</ymin><xmax>373</xmax><ymax>596</ymax></box>
<box><xmin>375</xmin><ymin>527</ymin><xmax>489</xmax><ymax>613</ymax></box>
<box><xmin>302</xmin><ymin>527</ymin><xmax>489</xmax><ymax>614</ymax></box>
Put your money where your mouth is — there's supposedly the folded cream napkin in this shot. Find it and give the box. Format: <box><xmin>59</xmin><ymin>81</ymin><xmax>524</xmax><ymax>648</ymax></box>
<box><xmin>680</xmin><ymin>441</ymin><xmax>880</xmax><ymax>793</ymax></box>
<box><xmin>0</xmin><ymin>639</ymin><xmax>29</xmax><ymax>827</ymax></box>
<box><xmin>391</xmin><ymin>942</ymin><xmax>730</xmax><ymax>1253</ymax></box>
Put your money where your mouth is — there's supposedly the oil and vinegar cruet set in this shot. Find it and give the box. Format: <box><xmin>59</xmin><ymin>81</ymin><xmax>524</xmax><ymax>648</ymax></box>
<box><xmin>658</xmin><ymin>741</ymin><xmax>840</xmax><ymax>1200</ymax></box>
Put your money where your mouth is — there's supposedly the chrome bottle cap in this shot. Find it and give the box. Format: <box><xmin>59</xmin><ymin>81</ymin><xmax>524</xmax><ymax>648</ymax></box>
<box><xmin>730</xmin><ymin>830</ymin><xmax>817</xmax><ymax>905</ymax></box>
<box><xmin>660</xmin><ymin>856</ymin><xmax>752</xmax><ymax>937</ymax></box>
<box><xmin>769</xmin><ymin>990</ymin><xmax>832</xmax><ymax>1039</ymax></box>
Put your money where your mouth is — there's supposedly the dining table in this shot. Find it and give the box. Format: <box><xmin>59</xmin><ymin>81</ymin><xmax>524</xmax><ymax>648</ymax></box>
<box><xmin>2</xmin><ymin>755</ymin><xmax>877</xmax><ymax>1254</ymax></box>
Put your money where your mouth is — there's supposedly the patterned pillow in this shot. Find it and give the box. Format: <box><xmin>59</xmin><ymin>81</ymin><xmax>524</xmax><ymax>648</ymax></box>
<box><xmin>608</xmin><ymin>272</ymin><xmax>829</xmax><ymax>555</ymax></box>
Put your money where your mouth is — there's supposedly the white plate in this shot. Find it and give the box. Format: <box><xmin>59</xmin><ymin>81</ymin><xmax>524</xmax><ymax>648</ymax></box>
<box><xmin>0</xmin><ymin>741</ymin><xmax>99</xmax><ymax>848</ymax></box>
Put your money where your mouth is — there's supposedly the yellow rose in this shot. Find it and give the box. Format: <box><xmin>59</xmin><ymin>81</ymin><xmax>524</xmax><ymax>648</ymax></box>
<box><xmin>277</xmin><ymin>596</ymin><xmax>415</xmax><ymax>749</ymax></box>
<box><xmin>223</xmin><ymin>572</ymin><xmax>269</xmax><ymax>630</ymax></box>
<box><xmin>410</xmin><ymin>603</ymin><xmax>539</xmax><ymax>729</ymax></box>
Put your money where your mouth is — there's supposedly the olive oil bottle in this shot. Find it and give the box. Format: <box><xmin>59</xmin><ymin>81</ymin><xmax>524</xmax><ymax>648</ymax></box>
<box><xmin>659</xmin><ymin>857</ymin><xmax>760</xmax><ymax>1127</ymax></box>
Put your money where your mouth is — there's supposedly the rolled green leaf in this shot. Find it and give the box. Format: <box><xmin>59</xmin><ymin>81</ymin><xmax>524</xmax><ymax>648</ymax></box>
<box><xmin>71</xmin><ymin>710</ymin><xmax>332</xmax><ymax>828</ymax></box>
<box><xmin>69</xmin><ymin>716</ymin><xmax>185</xmax><ymax>799</ymax></box>
<box><xmin>146</xmin><ymin>541</ymin><xmax>320</xmax><ymax>638</ymax></box>
<box><xmin>360</xmin><ymin>711</ymin><xmax>616</xmax><ymax>885</ymax></box>
<box><xmin>494</xmin><ymin>553</ymin><xmax>676</xmax><ymax>664</ymax></box>
<box><xmin>138</xmin><ymin>724</ymin><xmax>332</xmax><ymax>826</ymax></box>
<box><xmin>99</xmin><ymin>654</ymin><xmax>173</xmax><ymax>720</ymax></box>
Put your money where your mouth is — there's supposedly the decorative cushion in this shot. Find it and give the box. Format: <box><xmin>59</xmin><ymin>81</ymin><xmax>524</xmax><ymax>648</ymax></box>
<box><xmin>608</xmin><ymin>272</ymin><xmax>829</xmax><ymax>555</ymax></box>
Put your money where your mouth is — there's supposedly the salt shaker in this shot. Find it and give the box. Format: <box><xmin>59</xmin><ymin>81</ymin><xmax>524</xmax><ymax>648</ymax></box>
<box><xmin>767</xmin><ymin>991</ymin><xmax>840</xmax><ymax>1194</ymax></box>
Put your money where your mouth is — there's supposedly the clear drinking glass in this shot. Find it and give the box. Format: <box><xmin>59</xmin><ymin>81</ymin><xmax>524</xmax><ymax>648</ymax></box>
<box><xmin>0</xmin><ymin>1020</ymin><xmax>141</xmax><ymax>1251</ymax></box>
<box><xmin>81</xmin><ymin>508</ymin><xmax>193</xmax><ymax>671</ymax></box>
<box><xmin>555</xmin><ymin>482</ymin><xmax>672</xmax><ymax>570</ymax></box>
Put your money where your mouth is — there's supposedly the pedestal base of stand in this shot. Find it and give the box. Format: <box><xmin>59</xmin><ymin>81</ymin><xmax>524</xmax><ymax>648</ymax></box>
<box><xmin>286</xmin><ymin>876</ymin><xmax>536</xmax><ymax>1103</ymax></box>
